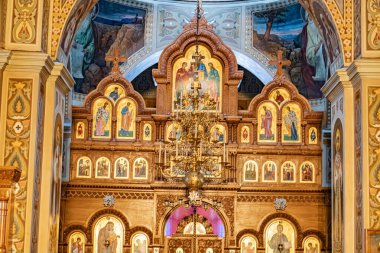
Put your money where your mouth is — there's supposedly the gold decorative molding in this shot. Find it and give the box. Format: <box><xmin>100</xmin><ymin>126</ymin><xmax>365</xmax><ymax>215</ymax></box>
<box><xmin>0</xmin><ymin>166</ymin><xmax>21</xmax><ymax>200</ymax></box>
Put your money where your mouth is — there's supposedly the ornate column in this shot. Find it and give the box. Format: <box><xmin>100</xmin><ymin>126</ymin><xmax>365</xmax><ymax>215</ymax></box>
<box><xmin>0</xmin><ymin>51</ymin><xmax>73</xmax><ymax>253</ymax></box>
<box><xmin>0</xmin><ymin>166</ymin><xmax>21</xmax><ymax>253</ymax></box>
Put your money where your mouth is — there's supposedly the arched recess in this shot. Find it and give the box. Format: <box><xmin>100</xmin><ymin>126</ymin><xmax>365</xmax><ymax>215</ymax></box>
<box><xmin>85</xmin><ymin>208</ymin><xmax>130</xmax><ymax>244</ymax></box>
<box><xmin>152</xmin><ymin>15</ymin><xmax>244</xmax><ymax>116</ymax></box>
<box><xmin>127</xmin><ymin>226</ymin><xmax>154</xmax><ymax>245</ymax></box>
<box><xmin>159</xmin><ymin>202</ymin><xmax>230</xmax><ymax>244</ymax></box>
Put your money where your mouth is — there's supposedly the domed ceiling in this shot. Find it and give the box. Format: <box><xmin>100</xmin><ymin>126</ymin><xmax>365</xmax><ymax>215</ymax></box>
<box><xmin>68</xmin><ymin>0</ymin><xmax>341</xmax><ymax>101</ymax></box>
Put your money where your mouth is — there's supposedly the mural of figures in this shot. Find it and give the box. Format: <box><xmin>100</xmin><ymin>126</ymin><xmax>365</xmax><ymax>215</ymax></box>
<box><xmin>210</xmin><ymin>124</ymin><xmax>226</xmax><ymax>143</ymax></box>
<box><xmin>269</xmin><ymin>89</ymin><xmax>290</xmax><ymax>107</ymax></box>
<box><xmin>95</xmin><ymin>157</ymin><xmax>111</xmax><ymax>178</ymax></box>
<box><xmin>333</xmin><ymin>120</ymin><xmax>343</xmax><ymax>251</ymax></box>
<box><xmin>143</xmin><ymin>124</ymin><xmax>152</xmax><ymax>141</ymax></box>
<box><xmin>76</xmin><ymin>122</ymin><xmax>85</xmax><ymax>139</ymax></box>
<box><xmin>133</xmin><ymin>158</ymin><xmax>148</xmax><ymax>179</ymax></box>
<box><xmin>252</xmin><ymin>4</ymin><xmax>331</xmax><ymax>99</ymax></box>
<box><xmin>308</xmin><ymin>127</ymin><xmax>318</xmax><ymax>144</ymax></box>
<box><xmin>243</xmin><ymin>160</ymin><xmax>258</xmax><ymax>182</ymax></box>
<box><xmin>93</xmin><ymin>99</ymin><xmax>112</xmax><ymax>138</ymax></box>
<box><xmin>203</xmin><ymin>157</ymin><xmax>222</xmax><ymax>178</ymax></box>
<box><xmin>70</xmin><ymin>0</ymin><xmax>147</xmax><ymax>93</ymax></box>
<box><xmin>117</xmin><ymin>98</ymin><xmax>136</xmax><ymax>139</ymax></box>
<box><xmin>262</xmin><ymin>161</ymin><xmax>277</xmax><ymax>182</ymax></box>
<box><xmin>114</xmin><ymin>158</ymin><xmax>129</xmax><ymax>179</ymax></box>
<box><xmin>281</xmin><ymin>161</ymin><xmax>296</xmax><ymax>183</ymax></box>
<box><xmin>265</xmin><ymin>220</ymin><xmax>295</xmax><ymax>253</ymax></box>
<box><xmin>172</xmin><ymin>45</ymin><xmax>223</xmax><ymax>111</ymax></box>
<box><xmin>93</xmin><ymin>216</ymin><xmax>124</xmax><ymax>253</ymax></box>
<box><xmin>241</xmin><ymin>126</ymin><xmax>250</xmax><ymax>143</ymax></box>
<box><xmin>105</xmin><ymin>84</ymin><xmax>126</xmax><ymax>103</ymax></box>
<box><xmin>241</xmin><ymin>236</ymin><xmax>257</xmax><ymax>253</ymax></box>
<box><xmin>303</xmin><ymin>236</ymin><xmax>320</xmax><ymax>253</ymax></box>
<box><xmin>258</xmin><ymin>103</ymin><xmax>277</xmax><ymax>143</ymax></box>
<box><xmin>282</xmin><ymin>103</ymin><xmax>301</xmax><ymax>143</ymax></box>
<box><xmin>68</xmin><ymin>232</ymin><xmax>85</xmax><ymax>253</ymax></box>
<box><xmin>131</xmin><ymin>233</ymin><xmax>148</xmax><ymax>253</ymax></box>
<box><xmin>300</xmin><ymin>162</ymin><xmax>314</xmax><ymax>183</ymax></box>
<box><xmin>77</xmin><ymin>156</ymin><xmax>92</xmax><ymax>178</ymax></box>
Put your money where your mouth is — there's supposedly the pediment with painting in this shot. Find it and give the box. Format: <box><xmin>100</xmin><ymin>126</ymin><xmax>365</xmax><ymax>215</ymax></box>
<box><xmin>243</xmin><ymin>60</ymin><xmax>323</xmax><ymax>147</ymax></box>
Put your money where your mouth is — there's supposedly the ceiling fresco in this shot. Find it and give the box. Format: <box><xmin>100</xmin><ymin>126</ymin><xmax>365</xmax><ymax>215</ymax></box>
<box><xmin>68</xmin><ymin>0</ymin><xmax>338</xmax><ymax>100</ymax></box>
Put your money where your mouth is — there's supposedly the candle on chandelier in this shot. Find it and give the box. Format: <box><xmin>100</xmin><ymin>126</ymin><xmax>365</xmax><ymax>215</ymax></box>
<box><xmin>159</xmin><ymin>142</ymin><xmax>162</xmax><ymax>163</ymax></box>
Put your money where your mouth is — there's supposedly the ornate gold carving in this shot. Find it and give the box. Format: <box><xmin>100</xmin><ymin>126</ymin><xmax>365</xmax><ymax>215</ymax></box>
<box><xmin>237</xmin><ymin>192</ymin><xmax>330</xmax><ymax>204</ymax></box>
<box><xmin>4</xmin><ymin>79</ymin><xmax>33</xmax><ymax>252</ymax></box>
<box><xmin>11</xmin><ymin>0</ymin><xmax>38</xmax><ymax>43</ymax></box>
<box><xmin>368</xmin><ymin>88</ymin><xmax>380</xmax><ymax>229</ymax></box>
<box><xmin>63</xmin><ymin>188</ymin><xmax>154</xmax><ymax>200</ymax></box>
<box><xmin>0</xmin><ymin>166</ymin><xmax>21</xmax><ymax>189</ymax></box>
<box><xmin>367</xmin><ymin>0</ymin><xmax>380</xmax><ymax>50</ymax></box>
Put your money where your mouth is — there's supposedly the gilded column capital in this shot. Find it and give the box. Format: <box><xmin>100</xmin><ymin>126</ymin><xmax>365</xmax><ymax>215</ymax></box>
<box><xmin>0</xmin><ymin>166</ymin><xmax>21</xmax><ymax>200</ymax></box>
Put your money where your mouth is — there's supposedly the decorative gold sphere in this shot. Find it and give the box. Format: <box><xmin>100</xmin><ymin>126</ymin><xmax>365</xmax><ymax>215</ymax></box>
<box><xmin>185</xmin><ymin>171</ymin><xmax>204</xmax><ymax>191</ymax></box>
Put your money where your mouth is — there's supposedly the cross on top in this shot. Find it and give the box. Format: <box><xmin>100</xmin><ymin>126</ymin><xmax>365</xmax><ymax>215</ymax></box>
<box><xmin>268</xmin><ymin>50</ymin><xmax>291</xmax><ymax>77</ymax></box>
<box><xmin>105</xmin><ymin>46</ymin><xmax>127</xmax><ymax>74</ymax></box>
<box><xmin>192</xmin><ymin>49</ymin><xmax>205</xmax><ymax>68</ymax></box>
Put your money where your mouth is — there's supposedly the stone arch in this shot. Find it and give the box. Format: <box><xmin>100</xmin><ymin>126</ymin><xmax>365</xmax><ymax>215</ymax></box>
<box><xmin>62</xmin><ymin>224</ymin><xmax>87</xmax><ymax>244</ymax></box>
<box><xmin>236</xmin><ymin>229</ymin><xmax>260</xmax><ymax>245</ymax></box>
<box><xmin>258</xmin><ymin>212</ymin><xmax>303</xmax><ymax>248</ymax></box>
<box><xmin>301</xmin><ymin>229</ymin><xmax>327</xmax><ymax>250</ymax></box>
<box><xmin>85</xmin><ymin>208</ymin><xmax>130</xmax><ymax>244</ymax></box>
<box><xmin>127</xmin><ymin>226</ymin><xmax>154</xmax><ymax>246</ymax></box>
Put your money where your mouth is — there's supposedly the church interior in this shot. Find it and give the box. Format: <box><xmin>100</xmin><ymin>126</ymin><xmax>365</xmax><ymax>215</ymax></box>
<box><xmin>0</xmin><ymin>0</ymin><xmax>378</xmax><ymax>252</ymax></box>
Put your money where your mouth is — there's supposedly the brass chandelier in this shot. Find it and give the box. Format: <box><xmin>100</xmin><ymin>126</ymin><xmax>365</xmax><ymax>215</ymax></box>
<box><xmin>156</xmin><ymin>0</ymin><xmax>230</xmax><ymax>202</ymax></box>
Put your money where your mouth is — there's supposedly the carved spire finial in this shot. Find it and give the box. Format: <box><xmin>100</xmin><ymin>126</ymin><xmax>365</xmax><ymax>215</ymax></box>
<box><xmin>105</xmin><ymin>46</ymin><xmax>127</xmax><ymax>78</ymax></box>
<box><xmin>268</xmin><ymin>50</ymin><xmax>291</xmax><ymax>77</ymax></box>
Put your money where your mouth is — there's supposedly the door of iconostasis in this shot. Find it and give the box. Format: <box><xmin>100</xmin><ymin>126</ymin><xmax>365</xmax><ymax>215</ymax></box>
<box><xmin>164</xmin><ymin>206</ymin><xmax>225</xmax><ymax>253</ymax></box>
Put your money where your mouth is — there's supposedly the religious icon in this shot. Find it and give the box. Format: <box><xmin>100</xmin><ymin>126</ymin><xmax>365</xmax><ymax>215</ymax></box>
<box><xmin>206</xmin><ymin>248</ymin><xmax>214</xmax><ymax>253</ymax></box>
<box><xmin>117</xmin><ymin>98</ymin><xmax>136</xmax><ymax>139</ymax></box>
<box><xmin>76</xmin><ymin>122</ymin><xmax>85</xmax><ymax>139</ymax></box>
<box><xmin>282</xmin><ymin>104</ymin><xmax>301</xmax><ymax>143</ymax></box>
<box><xmin>114</xmin><ymin>158</ymin><xmax>129</xmax><ymax>179</ymax></box>
<box><xmin>93</xmin><ymin>99</ymin><xmax>112</xmax><ymax>138</ymax></box>
<box><xmin>93</xmin><ymin>216</ymin><xmax>123</xmax><ymax>253</ymax></box>
<box><xmin>95</xmin><ymin>157</ymin><xmax>111</xmax><ymax>178</ymax></box>
<box><xmin>68</xmin><ymin>231</ymin><xmax>85</xmax><ymax>253</ymax></box>
<box><xmin>262</xmin><ymin>161</ymin><xmax>277</xmax><ymax>182</ymax></box>
<box><xmin>183</xmin><ymin>222</ymin><xmax>207</xmax><ymax>235</ymax></box>
<box><xmin>210</xmin><ymin>124</ymin><xmax>226</xmax><ymax>143</ymax></box>
<box><xmin>303</xmin><ymin>236</ymin><xmax>320</xmax><ymax>253</ymax></box>
<box><xmin>300</xmin><ymin>162</ymin><xmax>314</xmax><ymax>183</ymax></box>
<box><xmin>281</xmin><ymin>161</ymin><xmax>296</xmax><ymax>183</ymax></box>
<box><xmin>241</xmin><ymin>236</ymin><xmax>257</xmax><ymax>253</ymax></box>
<box><xmin>142</xmin><ymin>123</ymin><xmax>152</xmax><ymax>141</ymax></box>
<box><xmin>166</xmin><ymin>123</ymin><xmax>181</xmax><ymax>142</ymax></box>
<box><xmin>203</xmin><ymin>156</ymin><xmax>222</xmax><ymax>178</ymax></box>
<box><xmin>258</xmin><ymin>103</ymin><xmax>277</xmax><ymax>143</ymax></box>
<box><xmin>241</xmin><ymin>126</ymin><xmax>250</xmax><ymax>144</ymax></box>
<box><xmin>269</xmin><ymin>89</ymin><xmax>290</xmax><ymax>107</ymax></box>
<box><xmin>309</xmin><ymin>127</ymin><xmax>318</xmax><ymax>144</ymax></box>
<box><xmin>265</xmin><ymin>220</ymin><xmax>295</xmax><ymax>253</ymax></box>
<box><xmin>366</xmin><ymin>230</ymin><xmax>380</xmax><ymax>253</ymax></box>
<box><xmin>172</xmin><ymin>45</ymin><xmax>222</xmax><ymax>111</ymax></box>
<box><xmin>176</xmin><ymin>248</ymin><xmax>184</xmax><ymax>253</ymax></box>
<box><xmin>77</xmin><ymin>156</ymin><xmax>92</xmax><ymax>178</ymax></box>
<box><xmin>243</xmin><ymin>160</ymin><xmax>258</xmax><ymax>182</ymax></box>
<box><xmin>105</xmin><ymin>84</ymin><xmax>126</xmax><ymax>103</ymax></box>
<box><xmin>133</xmin><ymin>158</ymin><xmax>148</xmax><ymax>179</ymax></box>
<box><xmin>132</xmin><ymin>233</ymin><xmax>148</xmax><ymax>253</ymax></box>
